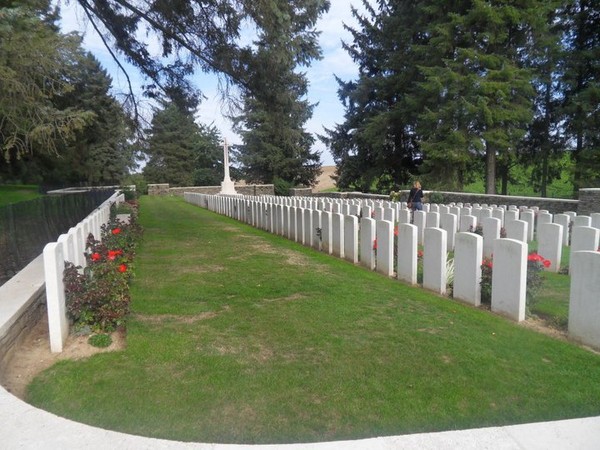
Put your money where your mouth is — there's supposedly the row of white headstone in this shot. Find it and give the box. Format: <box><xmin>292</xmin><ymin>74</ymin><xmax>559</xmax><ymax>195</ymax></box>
<box><xmin>42</xmin><ymin>192</ymin><xmax>125</xmax><ymax>352</ymax></box>
<box><xmin>185</xmin><ymin>192</ymin><xmax>600</xmax><ymax>350</ymax></box>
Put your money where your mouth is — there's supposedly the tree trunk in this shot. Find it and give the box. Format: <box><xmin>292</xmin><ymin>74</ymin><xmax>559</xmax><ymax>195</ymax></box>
<box><xmin>500</xmin><ymin>164</ymin><xmax>508</xmax><ymax>195</ymax></box>
<box><xmin>485</xmin><ymin>144</ymin><xmax>496</xmax><ymax>194</ymax></box>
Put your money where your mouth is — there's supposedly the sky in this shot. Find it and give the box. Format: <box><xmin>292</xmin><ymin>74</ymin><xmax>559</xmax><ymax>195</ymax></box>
<box><xmin>57</xmin><ymin>0</ymin><xmax>368</xmax><ymax>167</ymax></box>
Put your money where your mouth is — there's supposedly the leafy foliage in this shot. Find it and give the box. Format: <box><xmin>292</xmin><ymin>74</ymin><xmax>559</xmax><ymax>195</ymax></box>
<box><xmin>324</xmin><ymin>0</ymin><xmax>599</xmax><ymax>195</ymax></box>
<box><xmin>0</xmin><ymin>0</ymin><xmax>94</xmax><ymax>160</ymax></box>
<box><xmin>233</xmin><ymin>0</ymin><xmax>327</xmax><ymax>188</ymax></box>
<box><xmin>88</xmin><ymin>333</ymin><xmax>112</xmax><ymax>348</ymax></box>
<box><xmin>142</xmin><ymin>101</ymin><xmax>224</xmax><ymax>187</ymax></box>
<box><xmin>63</xmin><ymin>211</ymin><xmax>142</xmax><ymax>332</ymax></box>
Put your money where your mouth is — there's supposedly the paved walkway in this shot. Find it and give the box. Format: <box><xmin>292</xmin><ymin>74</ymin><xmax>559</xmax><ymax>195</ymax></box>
<box><xmin>1</xmin><ymin>384</ymin><xmax>599</xmax><ymax>449</ymax></box>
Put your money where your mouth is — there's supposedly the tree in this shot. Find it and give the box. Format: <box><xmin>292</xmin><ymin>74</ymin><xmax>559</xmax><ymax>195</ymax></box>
<box><xmin>321</xmin><ymin>1</ymin><xmax>423</xmax><ymax>193</ymax></box>
<box><xmin>325</xmin><ymin>0</ymin><xmax>553</xmax><ymax>194</ymax></box>
<box><xmin>559</xmin><ymin>0</ymin><xmax>600</xmax><ymax>191</ymax></box>
<box><xmin>518</xmin><ymin>3</ymin><xmax>566</xmax><ymax>198</ymax></box>
<box><xmin>0</xmin><ymin>0</ymin><xmax>94</xmax><ymax>161</ymax></box>
<box><xmin>143</xmin><ymin>101</ymin><xmax>224</xmax><ymax>187</ymax></box>
<box><xmin>232</xmin><ymin>0</ymin><xmax>328</xmax><ymax>190</ymax></box>
<box><xmin>193</xmin><ymin>124</ymin><xmax>225</xmax><ymax>186</ymax></box>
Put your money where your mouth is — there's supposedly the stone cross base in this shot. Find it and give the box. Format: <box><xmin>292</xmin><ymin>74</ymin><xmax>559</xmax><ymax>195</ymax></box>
<box><xmin>220</xmin><ymin>179</ymin><xmax>239</xmax><ymax>196</ymax></box>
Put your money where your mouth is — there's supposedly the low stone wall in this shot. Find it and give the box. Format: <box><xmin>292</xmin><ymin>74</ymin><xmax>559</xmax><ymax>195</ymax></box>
<box><xmin>577</xmin><ymin>189</ymin><xmax>600</xmax><ymax>215</ymax></box>
<box><xmin>0</xmin><ymin>256</ymin><xmax>46</xmax><ymax>382</ymax></box>
<box><xmin>290</xmin><ymin>188</ymin><xmax>313</xmax><ymax>196</ymax></box>
<box><xmin>149</xmin><ymin>184</ymin><xmax>275</xmax><ymax>197</ymax></box>
<box><xmin>314</xmin><ymin>190</ymin><xmax>579</xmax><ymax>215</ymax></box>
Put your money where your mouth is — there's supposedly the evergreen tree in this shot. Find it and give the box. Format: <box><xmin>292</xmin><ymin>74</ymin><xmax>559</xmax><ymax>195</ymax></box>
<box><xmin>326</xmin><ymin>0</ymin><xmax>550</xmax><ymax>194</ymax></box>
<box><xmin>0</xmin><ymin>0</ymin><xmax>94</xmax><ymax>162</ymax></box>
<box><xmin>143</xmin><ymin>101</ymin><xmax>224</xmax><ymax>187</ymax></box>
<box><xmin>193</xmin><ymin>124</ymin><xmax>224</xmax><ymax>186</ymax></box>
<box><xmin>233</xmin><ymin>0</ymin><xmax>328</xmax><ymax>190</ymax></box>
<box><xmin>559</xmin><ymin>0</ymin><xmax>600</xmax><ymax>191</ymax></box>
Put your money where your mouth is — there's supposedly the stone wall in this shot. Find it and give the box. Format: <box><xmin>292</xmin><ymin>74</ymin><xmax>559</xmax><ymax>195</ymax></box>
<box><xmin>290</xmin><ymin>188</ymin><xmax>313</xmax><ymax>196</ymax></box>
<box><xmin>0</xmin><ymin>292</ymin><xmax>45</xmax><ymax>380</ymax></box>
<box><xmin>149</xmin><ymin>184</ymin><xmax>275</xmax><ymax>197</ymax></box>
<box><xmin>577</xmin><ymin>189</ymin><xmax>600</xmax><ymax>215</ymax></box>
<box><xmin>0</xmin><ymin>255</ymin><xmax>46</xmax><ymax>383</ymax></box>
<box><xmin>315</xmin><ymin>190</ymin><xmax>579</xmax><ymax>214</ymax></box>
<box><xmin>147</xmin><ymin>183</ymin><xmax>170</xmax><ymax>196</ymax></box>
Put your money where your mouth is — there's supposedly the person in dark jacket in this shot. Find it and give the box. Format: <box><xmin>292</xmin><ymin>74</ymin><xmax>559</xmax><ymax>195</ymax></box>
<box><xmin>407</xmin><ymin>181</ymin><xmax>423</xmax><ymax>211</ymax></box>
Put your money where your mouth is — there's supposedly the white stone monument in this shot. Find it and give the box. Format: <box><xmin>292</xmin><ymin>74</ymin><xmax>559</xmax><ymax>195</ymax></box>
<box><xmin>219</xmin><ymin>138</ymin><xmax>238</xmax><ymax>195</ymax></box>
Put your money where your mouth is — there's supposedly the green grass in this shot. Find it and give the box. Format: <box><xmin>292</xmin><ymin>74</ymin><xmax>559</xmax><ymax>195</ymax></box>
<box><xmin>27</xmin><ymin>196</ymin><xmax>600</xmax><ymax>444</ymax></box>
<box><xmin>0</xmin><ymin>184</ymin><xmax>41</xmax><ymax>206</ymax></box>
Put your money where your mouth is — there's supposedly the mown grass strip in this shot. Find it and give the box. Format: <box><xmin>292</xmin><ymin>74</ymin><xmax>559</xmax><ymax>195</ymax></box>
<box><xmin>27</xmin><ymin>196</ymin><xmax>600</xmax><ymax>444</ymax></box>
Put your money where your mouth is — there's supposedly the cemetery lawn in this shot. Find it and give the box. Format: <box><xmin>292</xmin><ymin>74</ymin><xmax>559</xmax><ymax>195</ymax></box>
<box><xmin>0</xmin><ymin>184</ymin><xmax>41</xmax><ymax>206</ymax></box>
<box><xmin>27</xmin><ymin>196</ymin><xmax>600</xmax><ymax>444</ymax></box>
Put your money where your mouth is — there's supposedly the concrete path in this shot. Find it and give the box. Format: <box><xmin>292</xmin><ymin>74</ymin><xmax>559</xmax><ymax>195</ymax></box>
<box><xmin>2</xmin><ymin>385</ymin><xmax>599</xmax><ymax>449</ymax></box>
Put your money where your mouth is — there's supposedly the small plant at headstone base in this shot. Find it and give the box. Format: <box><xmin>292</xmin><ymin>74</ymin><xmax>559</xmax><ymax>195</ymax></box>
<box><xmin>478</xmin><ymin>252</ymin><xmax>551</xmax><ymax>314</ymax></box>
<box><xmin>468</xmin><ymin>224</ymin><xmax>507</xmax><ymax>238</ymax></box>
<box><xmin>63</xmin><ymin>215</ymin><xmax>142</xmax><ymax>333</ymax></box>
<box><xmin>88</xmin><ymin>333</ymin><xmax>113</xmax><ymax>348</ymax></box>
<box><xmin>480</xmin><ymin>257</ymin><xmax>494</xmax><ymax>304</ymax></box>
<box><xmin>446</xmin><ymin>257</ymin><xmax>455</xmax><ymax>296</ymax></box>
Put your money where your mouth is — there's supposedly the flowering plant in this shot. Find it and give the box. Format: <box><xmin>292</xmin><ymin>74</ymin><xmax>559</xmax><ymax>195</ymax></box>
<box><xmin>63</xmin><ymin>213</ymin><xmax>142</xmax><ymax>332</ymax></box>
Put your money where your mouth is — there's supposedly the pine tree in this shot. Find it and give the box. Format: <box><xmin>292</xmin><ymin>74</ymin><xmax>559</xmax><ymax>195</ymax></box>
<box><xmin>559</xmin><ymin>0</ymin><xmax>600</xmax><ymax>191</ymax></box>
<box><xmin>233</xmin><ymin>0</ymin><xmax>328</xmax><ymax>190</ymax></box>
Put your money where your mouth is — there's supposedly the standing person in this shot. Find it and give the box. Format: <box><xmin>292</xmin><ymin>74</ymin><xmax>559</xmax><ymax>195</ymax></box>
<box><xmin>407</xmin><ymin>181</ymin><xmax>424</xmax><ymax>211</ymax></box>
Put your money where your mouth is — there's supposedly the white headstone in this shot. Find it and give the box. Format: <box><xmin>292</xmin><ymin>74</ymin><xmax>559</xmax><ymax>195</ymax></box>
<box><xmin>376</xmin><ymin>220</ymin><xmax>394</xmax><ymax>277</ymax></box>
<box><xmin>344</xmin><ymin>215</ymin><xmax>359</xmax><ymax>263</ymax></box>
<box><xmin>537</xmin><ymin>223</ymin><xmax>563</xmax><ymax>273</ymax></box>
<box><xmin>454</xmin><ymin>232</ymin><xmax>483</xmax><ymax>306</ymax></box>
<box><xmin>491</xmin><ymin>238</ymin><xmax>527</xmax><ymax>322</ymax></box>
<box><xmin>360</xmin><ymin>218</ymin><xmax>376</xmax><ymax>271</ymax></box>
<box><xmin>397</xmin><ymin>223</ymin><xmax>418</xmax><ymax>285</ymax></box>
<box><xmin>423</xmin><ymin>228</ymin><xmax>447</xmax><ymax>295</ymax></box>
<box><xmin>568</xmin><ymin>251</ymin><xmax>600</xmax><ymax>349</ymax></box>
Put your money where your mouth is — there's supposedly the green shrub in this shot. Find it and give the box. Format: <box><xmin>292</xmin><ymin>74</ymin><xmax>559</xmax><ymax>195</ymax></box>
<box><xmin>88</xmin><ymin>333</ymin><xmax>113</xmax><ymax>348</ymax></box>
<box><xmin>63</xmin><ymin>215</ymin><xmax>142</xmax><ymax>332</ymax></box>
<box><xmin>273</xmin><ymin>177</ymin><xmax>292</xmax><ymax>196</ymax></box>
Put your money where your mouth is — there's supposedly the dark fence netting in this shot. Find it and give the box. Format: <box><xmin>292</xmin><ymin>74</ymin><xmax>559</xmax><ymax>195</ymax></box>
<box><xmin>0</xmin><ymin>189</ymin><xmax>114</xmax><ymax>287</ymax></box>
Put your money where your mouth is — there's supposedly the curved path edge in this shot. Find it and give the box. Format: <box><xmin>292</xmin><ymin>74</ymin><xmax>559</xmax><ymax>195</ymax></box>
<box><xmin>2</xmin><ymin>386</ymin><xmax>599</xmax><ymax>449</ymax></box>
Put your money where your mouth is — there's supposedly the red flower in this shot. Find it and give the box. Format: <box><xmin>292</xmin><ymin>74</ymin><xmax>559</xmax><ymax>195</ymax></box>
<box><xmin>91</xmin><ymin>252</ymin><xmax>102</xmax><ymax>262</ymax></box>
<box><xmin>394</xmin><ymin>226</ymin><xmax>398</xmax><ymax>236</ymax></box>
<box><xmin>373</xmin><ymin>238</ymin><xmax>378</xmax><ymax>250</ymax></box>
<box><xmin>417</xmin><ymin>250</ymin><xmax>423</xmax><ymax>258</ymax></box>
<box><xmin>118</xmin><ymin>264</ymin><xmax>127</xmax><ymax>273</ymax></box>
<box><xmin>528</xmin><ymin>252</ymin><xmax>544</xmax><ymax>262</ymax></box>
<box><xmin>111</xmin><ymin>228</ymin><xmax>122</xmax><ymax>235</ymax></box>
<box><xmin>543</xmin><ymin>259</ymin><xmax>551</xmax><ymax>268</ymax></box>
<box><xmin>107</xmin><ymin>249</ymin><xmax>123</xmax><ymax>261</ymax></box>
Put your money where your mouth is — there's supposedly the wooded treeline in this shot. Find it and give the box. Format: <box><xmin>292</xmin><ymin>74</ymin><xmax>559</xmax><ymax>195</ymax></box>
<box><xmin>1</xmin><ymin>0</ymin><xmax>597</xmax><ymax>196</ymax></box>
<box><xmin>322</xmin><ymin>0</ymin><xmax>599</xmax><ymax>196</ymax></box>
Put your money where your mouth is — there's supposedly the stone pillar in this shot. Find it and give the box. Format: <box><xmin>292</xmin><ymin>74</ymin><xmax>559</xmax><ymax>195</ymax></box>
<box><xmin>44</xmin><ymin>242</ymin><xmax>69</xmax><ymax>352</ymax></box>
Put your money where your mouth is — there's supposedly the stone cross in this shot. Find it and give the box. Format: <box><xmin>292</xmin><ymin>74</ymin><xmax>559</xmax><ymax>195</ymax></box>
<box><xmin>220</xmin><ymin>138</ymin><xmax>238</xmax><ymax>195</ymax></box>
